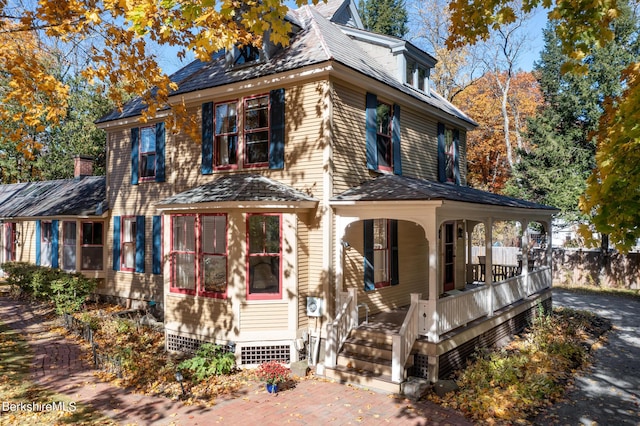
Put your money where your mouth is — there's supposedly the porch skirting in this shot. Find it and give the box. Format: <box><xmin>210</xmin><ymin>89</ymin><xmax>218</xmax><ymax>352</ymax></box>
<box><xmin>410</xmin><ymin>289</ymin><xmax>552</xmax><ymax>380</ymax></box>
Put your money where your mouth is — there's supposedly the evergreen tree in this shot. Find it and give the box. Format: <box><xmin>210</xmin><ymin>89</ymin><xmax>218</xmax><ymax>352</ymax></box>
<box><xmin>506</xmin><ymin>3</ymin><xmax>640</xmax><ymax>223</ymax></box>
<box><xmin>358</xmin><ymin>0</ymin><xmax>408</xmax><ymax>38</ymax></box>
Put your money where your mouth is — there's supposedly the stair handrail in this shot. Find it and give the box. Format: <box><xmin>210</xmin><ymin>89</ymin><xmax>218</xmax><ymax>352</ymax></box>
<box><xmin>391</xmin><ymin>293</ymin><xmax>421</xmax><ymax>383</ymax></box>
<box><xmin>326</xmin><ymin>288</ymin><xmax>357</xmax><ymax>368</ymax></box>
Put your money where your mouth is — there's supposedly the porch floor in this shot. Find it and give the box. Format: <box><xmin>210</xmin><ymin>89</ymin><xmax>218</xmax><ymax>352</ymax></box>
<box><xmin>358</xmin><ymin>307</ymin><xmax>409</xmax><ymax>334</ymax></box>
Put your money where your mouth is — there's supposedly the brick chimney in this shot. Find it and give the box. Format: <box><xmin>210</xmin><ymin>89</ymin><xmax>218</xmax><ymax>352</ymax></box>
<box><xmin>74</xmin><ymin>155</ymin><xmax>94</xmax><ymax>178</ymax></box>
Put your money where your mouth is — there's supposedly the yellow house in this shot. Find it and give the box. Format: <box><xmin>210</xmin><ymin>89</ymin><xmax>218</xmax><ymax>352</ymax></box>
<box><xmin>94</xmin><ymin>0</ymin><xmax>557</xmax><ymax>391</ymax></box>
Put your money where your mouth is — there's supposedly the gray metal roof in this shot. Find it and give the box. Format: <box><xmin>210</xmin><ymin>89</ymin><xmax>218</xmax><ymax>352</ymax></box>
<box><xmin>157</xmin><ymin>174</ymin><xmax>318</xmax><ymax>206</ymax></box>
<box><xmin>331</xmin><ymin>175</ymin><xmax>558</xmax><ymax>211</ymax></box>
<box><xmin>0</xmin><ymin>176</ymin><xmax>107</xmax><ymax>219</ymax></box>
<box><xmin>97</xmin><ymin>1</ymin><xmax>475</xmax><ymax>127</ymax></box>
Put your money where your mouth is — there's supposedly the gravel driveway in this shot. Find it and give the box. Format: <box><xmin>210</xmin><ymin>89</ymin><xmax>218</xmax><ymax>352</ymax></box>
<box><xmin>534</xmin><ymin>288</ymin><xmax>640</xmax><ymax>425</ymax></box>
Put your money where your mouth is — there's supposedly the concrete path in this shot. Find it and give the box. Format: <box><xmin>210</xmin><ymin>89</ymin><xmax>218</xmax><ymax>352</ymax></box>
<box><xmin>0</xmin><ymin>297</ymin><xmax>471</xmax><ymax>426</ymax></box>
<box><xmin>534</xmin><ymin>288</ymin><xmax>640</xmax><ymax>425</ymax></box>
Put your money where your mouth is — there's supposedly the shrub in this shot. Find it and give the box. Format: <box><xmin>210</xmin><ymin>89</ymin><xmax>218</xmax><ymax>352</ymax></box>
<box><xmin>178</xmin><ymin>343</ymin><xmax>236</xmax><ymax>381</ymax></box>
<box><xmin>50</xmin><ymin>273</ymin><xmax>97</xmax><ymax>315</ymax></box>
<box><xmin>2</xmin><ymin>262</ymin><xmax>38</xmax><ymax>295</ymax></box>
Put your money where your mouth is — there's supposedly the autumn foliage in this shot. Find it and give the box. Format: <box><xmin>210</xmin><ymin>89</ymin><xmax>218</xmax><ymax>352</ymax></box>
<box><xmin>457</xmin><ymin>71</ymin><xmax>541</xmax><ymax>193</ymax></box>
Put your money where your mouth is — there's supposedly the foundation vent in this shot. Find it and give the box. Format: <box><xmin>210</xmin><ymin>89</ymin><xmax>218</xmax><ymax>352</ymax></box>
<box><xmin>240</xmin><ymin>345</ymin><xmax>291</xmax><ymax>365</ymax></box>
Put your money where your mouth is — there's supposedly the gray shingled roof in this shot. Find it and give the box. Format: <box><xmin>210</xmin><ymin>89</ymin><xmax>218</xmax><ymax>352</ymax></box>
<box><xmin>157</xmin><ymin>174</ymin><xmax>318</xmax><ymax>206</ymax></box>
<box><xmin>0</xmin><ymin>176</ymin><xmax>107</xmax><ymax>218</ymax></box>
<box><xmin>331</xmin><ymin>175</ymin><xmax>558</xmax><ymax>211</ymax></box>
<box><xmin>97</xmin><ymin>1</ymin><xmax>475</xmax><ymax>127</ymax></box>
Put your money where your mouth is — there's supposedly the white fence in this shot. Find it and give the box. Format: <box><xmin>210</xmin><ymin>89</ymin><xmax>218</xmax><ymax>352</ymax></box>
<box><xmin>471</xmin><ymin>246</ymin><xmax>520</xmax><ymax>265</ymax></box>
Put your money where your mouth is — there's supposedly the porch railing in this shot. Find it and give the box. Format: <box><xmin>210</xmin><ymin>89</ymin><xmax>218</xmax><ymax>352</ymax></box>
<box><xmin>325</xmin><ymin>288</ymin><xmax>357</xmax><ymax>368</ymax></box>
<box><xmin>493</xmin><ymin>275</ymin><xmax>527</xmax><ymax>310</ymax></box>
<box><xmin>434</xmin><ymin>285</ymin><xmax>492</xmax><ymax>335</ymax></box>
<box><xmin>391</xmin><ymin>293</ymin><xmax>420</xmax><ymax>383</ymax></box>
<box><xmin>528</xmin><ymin>266</ymin><xmax>551</xmax><ymax>295</ymax></box>
<box><xmin>419</xmin><ymin>265</ymin><xmax>552</xmax><ymax>341</ymax></box>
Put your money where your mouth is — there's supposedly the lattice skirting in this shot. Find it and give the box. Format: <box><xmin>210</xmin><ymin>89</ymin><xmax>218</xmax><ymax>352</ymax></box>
<box><xmin>166</xmin><ymin>332</ymin><xmax>291</xmax><ymax>365</ymax></box>
<box><xmin>410</xmin><ymin>297</ymin><xmax>552</xmax><ymax>380</ymax></box>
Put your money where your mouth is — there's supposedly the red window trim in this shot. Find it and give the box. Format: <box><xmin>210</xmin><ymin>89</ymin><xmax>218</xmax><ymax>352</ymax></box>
<box><xmin>4</xmin><ymin>222</ymin><xmax>17</xmax><ymax>262</ymax></box>
<box><xmin>214</xmin><ymin>100</ymin><xmax>239</xmax><ymax>171</ymax></box>
<box><xmin>169</xmin><ymin>214</ymin><xmax>228</xmax><ymax>299</ymax></box>
<box><xmin>120</xmin><ymin>216</ymin><xmax>137</xmax><ymax>273</ymax></box>
<box><xmin>198</xmin><ymin>213</ymin><xmax>228</xmax><ymax>299</ymax></box>
<box><xmin>243</xmin><ymin>93</ymin><xmax>271</xmax><ymax>169</ymax></box>
<box><xmin>169</xmin><ymin>214</ymin><xmax>197</xmax><ymax>296</ymax></box>
<box><xmin>139</xmin><ymin>126</ymin><xmax>156</xmax><ymax>182</ymax></box>
<box><xmin>246</xmin><ymin>213</ymin><xmax>282</xmax><ymax>301</ymax></box>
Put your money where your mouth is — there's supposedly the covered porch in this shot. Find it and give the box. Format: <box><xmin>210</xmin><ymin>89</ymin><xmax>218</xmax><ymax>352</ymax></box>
<box><xmin>323</xmin><ymin>175</ymin><xmax>557</xmax><ymax>388</ymax></box>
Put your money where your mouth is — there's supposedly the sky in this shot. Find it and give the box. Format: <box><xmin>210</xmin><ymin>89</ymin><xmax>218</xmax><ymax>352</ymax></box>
<box><xmin>155</xmin><ymin>2</ymin><xmax>549</xmax><ymax>76</ymax></box>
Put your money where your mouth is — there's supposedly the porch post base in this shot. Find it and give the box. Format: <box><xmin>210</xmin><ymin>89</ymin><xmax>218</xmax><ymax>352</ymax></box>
<box><xmin>427</xmin><ymin>355</ymin><xmax>439</xmax><ymax>383</ymax></box>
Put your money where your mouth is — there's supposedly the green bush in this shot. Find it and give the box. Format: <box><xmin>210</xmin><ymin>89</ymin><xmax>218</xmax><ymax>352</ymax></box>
<box><xmin>50</xmin><ymin>274</ymin><xmax>97</xmax><ymax>315</ymax></box>
<box><xmin>2</xmin><ymin>262</ymin><xmax>38</xmax><ymax>294</ymax></box>
<box><xmin>2</xmin><ymin>262</ymin><xmax>97</xmax><ymax>315</ymax></box>
<box><xmin>178</xmin><ymin>343</ymin><xmax>236</xmax><ymax>381</ymax></box>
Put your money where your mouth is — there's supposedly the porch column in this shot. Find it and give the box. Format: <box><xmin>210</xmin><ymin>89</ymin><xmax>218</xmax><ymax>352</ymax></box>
<box><xmin>424</xmin><ymin>222</ymin><xmax>439</xmax><ymax>383</ymax></box>
<box><xmin>521</xmin><ymin>220</ymin><xmax>530</xmax><ymax>295</ymax></box>
<box><xmin>485</xmin><ymin>218</ymin><xmax>494</xmax><ymax>316</ymax></box>
<box><xmin>466</xmin><ymin>221</ymin><xmax>473</xmax><ymax>283</ymax></box>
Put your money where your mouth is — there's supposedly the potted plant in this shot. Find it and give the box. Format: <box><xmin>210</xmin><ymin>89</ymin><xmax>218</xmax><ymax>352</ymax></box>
<box><xmin>256</xmin><ymin>360</ymin><xmax>290</xmax><ymax>393</ymax></box>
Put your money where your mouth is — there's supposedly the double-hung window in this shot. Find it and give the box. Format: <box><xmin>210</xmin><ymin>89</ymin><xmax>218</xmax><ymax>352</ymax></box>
<box><xmin>364</xmin><ymin>219</ymin><xmax>399</xmax><ymax>291</ymax></box>
<box><xmin>170</xmin><ymin>214</ymin><xmax>227</xmax><ymax>298</ymax></box>
<box><xmin>40</xmin><ymin>221</ymin><xmax>53</xmax><ymax>267</ymax></box>
<box><xmin>201</xmin><ymin>89</ymin><xmax>285</xmax><ymax>173</ymax></box>
<box><xmin>62</xmin><ymin>221</ymin><xmax>76</xmax><ymax>271</ymax></box>
<box><xmin>214</xmin><ymin>101</ymin><xmax>238</xmax><ymax>168</ymax></box>
<box><xmin>438</xmin><ymin>123</ymin><xmax>460</xmax><ymax>184</ymax></box>
<box><xmin>81</xmin><ymin>221</ymin><xmax>103</xmax><ymax>271</ymax></box>
<box><xmin>366</xmin><ymin>93</ymin><xmax>401</xmax><ymax>174</ymax></box>
<box><xmin>376</xmin><ymin>102</ymin><xmax>393</xmax><ymax>171</ymax></box>
<box><xmin>244</xmin><ymin>95</ymin><xmax>270</xmax><ymax>166</ymax></box>
<box><xmin>247</xmin><ymin>214</ymin><xmax>281</xmax><ymax>300</ymax></box>
<box><xmin>121</xmin><ymin>217</ymin><xmax>137</xmax><ymax>271</ymax></box>
<box><xmin>139</xmin><ymin>126</ymin><xmax>156</xmax><ymax>180</ymax></box>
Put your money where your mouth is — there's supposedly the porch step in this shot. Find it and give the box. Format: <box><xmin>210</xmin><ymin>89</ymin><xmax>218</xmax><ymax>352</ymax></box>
<box><xmin>323</xmin><ymin>364</ymin><xmax>401</xmax><ymax>394</ymax></box>
<box><xmin>349</xmin><ymin>328</ymin><xmax>395</xmax><ymax>346</ymax></box>
<box><xmin>342</xmin><ymin>338</ymin><xmax>393</xmax><ymax>361</ymax></box>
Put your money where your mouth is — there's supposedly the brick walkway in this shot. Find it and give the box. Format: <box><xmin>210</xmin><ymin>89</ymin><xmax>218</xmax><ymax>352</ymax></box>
<box><xmin>0</xmin><ymin>296</ymin><xmax>472</xmax><ymax>425</ymax></box>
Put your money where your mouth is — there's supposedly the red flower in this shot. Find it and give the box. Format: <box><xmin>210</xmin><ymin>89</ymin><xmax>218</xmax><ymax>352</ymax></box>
<box><xmin>256</xmin><ymin>360</ymin><xmax>290</xmax><ymax>385</ymax></box>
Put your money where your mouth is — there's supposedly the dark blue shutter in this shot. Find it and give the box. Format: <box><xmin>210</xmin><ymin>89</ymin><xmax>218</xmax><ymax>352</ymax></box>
<box><xmin>112</xmin><ymin>216</ymin><xmax>121</xmax><ymax>271</ymax></box>
<box><xmin>155</xmin><ymin>122</ymin><xmax>166</xmax><ymax>182</ymax></box>
<box><xmin>51</xmin><ymin>220</ymin><xmax>59</xmax><ymax>268</ymax></box>
<box><xmin>453</xmin><ymin>129</ymin><xmax>461</xmax><ymax>185</ymax></box>
<box><xmin>392</xmin><ymin>104</ymin><xmax>402</xmax><ymax>175</ymax></box>
<box><xmin>35</xmin><ymin>220</ymin><xmax>41</xmax><ymax>266</ymax></box>
<box><xmin>366</xmin><ymin>93</ymin><xmax>378</xmax><ymax>171</ymax></box>
<box><xmin>131</xmin><ymin>128</ymin><xmax>139</xmax><ymax>185</ymax></box>
<box><xmin>201</xmin><ymin>102</ymin><xmax>213</xmax><ymax>175</ymax></box>
<box><xmin>269</xmin><ymin>88</ymin><xmax>285</xmax><ymax>169</ymax></box>
<box><xmin>437</xmin><ymin>122</ymin><xmax>446</xmax><ymax>183</ymax></box>
<box><xmin>152</xmin><ymin>216</ymin><xmax>162</xmax><ymax>275</ymax></box>
<box><xmin>135</xmin><ymin>216</ymin><xmax>145</xmax><ymax>273</ymax></box>
<box><xmin>390</xmin><ymin>220</ymin><xmax>399</xmax><ymax>285</ymax></box>
<box><xmin>363</xmin><ymin>219</ymin><xmax>375</xmax><ymax>291</ymax></box>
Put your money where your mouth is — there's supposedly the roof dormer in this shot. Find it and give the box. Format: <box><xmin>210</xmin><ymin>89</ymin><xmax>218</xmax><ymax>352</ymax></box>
<box><xmin>338</xmin><ymin>26</ymin><xmax>437</xmax><ymax>96</ymax></box>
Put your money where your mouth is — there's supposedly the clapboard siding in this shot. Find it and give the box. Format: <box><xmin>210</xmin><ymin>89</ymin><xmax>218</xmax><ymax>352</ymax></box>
<box><xmin>240</xmin><ymin>302</ymin><xmax>289</xmax><ymax>331</ymax></box>
<box><xmin>342</xmin><ymin>220</ymin><xmax>429</xmax><ymax>316</ymax></box>
<box><xmin>297</xmin><ymin>218</ymin><xmax>310</xmax><ymax>330</ymax></box>
<box><xmin>165</xmin><ymin>294</ymin><xmax>236</xmax><ymax>340</ymax></box>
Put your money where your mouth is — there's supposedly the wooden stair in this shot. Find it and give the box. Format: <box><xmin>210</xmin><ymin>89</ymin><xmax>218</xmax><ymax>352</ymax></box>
<box><xmin>324</xmin><ymin>326</ymin><xmax>414</xmax><ymax>393</ymax></box>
